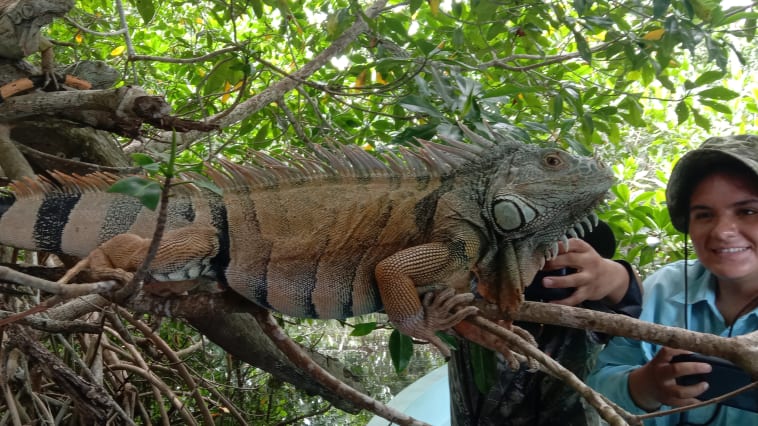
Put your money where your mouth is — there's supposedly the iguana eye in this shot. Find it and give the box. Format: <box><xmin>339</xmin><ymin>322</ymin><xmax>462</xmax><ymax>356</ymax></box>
<box><xmin>544</xmin><ymin>153</ymin><xmax>564</xmax><ymax>168</ymax></box>
<box><xmin>493</xmin><ymin>196</ymin><xmax>537</xmax><ymax>232</ymax></box>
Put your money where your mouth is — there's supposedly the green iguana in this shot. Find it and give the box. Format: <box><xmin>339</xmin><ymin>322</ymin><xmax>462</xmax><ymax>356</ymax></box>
<box><xmin>0</xmin><ymin>126</ymin><xmax>613</xmax><ymax>355</ymax></box>
<box><xmin>0</xmin><ymin>0</ymin><xmax>90</xmax><ymax>99</ymax></box>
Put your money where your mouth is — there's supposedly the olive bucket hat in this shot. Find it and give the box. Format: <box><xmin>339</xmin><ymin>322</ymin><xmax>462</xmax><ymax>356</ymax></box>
<box><xmin>666</xmin><ymin>135</ymin><xmax>758</xmax><ymax>233</ymax></box>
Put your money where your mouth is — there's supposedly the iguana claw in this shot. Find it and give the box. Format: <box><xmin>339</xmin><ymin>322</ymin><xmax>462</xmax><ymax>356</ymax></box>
<box><xmin>421</xmin><ymin>288</ymin><xmax>477</xmax><ymax>329</ymax></box>
<box><xmin>400</xmin><ymin>288</ymin><xmax>478</xmax><ymax>357</ymax></box>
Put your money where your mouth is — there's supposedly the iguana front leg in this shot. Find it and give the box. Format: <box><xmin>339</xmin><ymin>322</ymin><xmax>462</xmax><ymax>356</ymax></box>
<box><xmin>375</xmin><ymin>242</ymin><xmax>479</xmax><ymax>357</ymax></box>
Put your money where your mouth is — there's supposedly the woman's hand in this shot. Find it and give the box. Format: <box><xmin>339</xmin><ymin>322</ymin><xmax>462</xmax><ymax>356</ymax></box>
<box><xmin>540</xmin><ymin>238</ymin><xmax>631</xmax><ymax>306</ymax></box>
<box><xmin>627</xmin><ymin>347</ymin><xmax>712</xmax><ymax>411</ymax></box>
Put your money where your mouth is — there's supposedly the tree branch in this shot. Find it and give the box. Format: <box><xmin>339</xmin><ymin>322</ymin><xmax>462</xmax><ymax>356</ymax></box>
<box><xmin>511</xmin><ymin>301</ymin><xmax>758</xmax><ymax>377</ymax></box>
<box><xmin>154</xmin><ymin>0</ymin><xmax>390</xmax><ymax>147</ymax></box>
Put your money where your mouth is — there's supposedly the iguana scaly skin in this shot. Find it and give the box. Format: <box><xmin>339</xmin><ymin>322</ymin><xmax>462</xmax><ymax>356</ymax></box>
<box><xmin>0</xmin><ymin>0</ymin><xmax>74</xmax><ymax>68</ymax></box>
<box><xmin>0</xmin><ymin>126</ymin><xmax>613</xmax><ymax>355</ymax></box>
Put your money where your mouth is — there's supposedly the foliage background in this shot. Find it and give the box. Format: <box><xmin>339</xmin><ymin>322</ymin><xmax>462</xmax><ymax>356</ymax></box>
<box><xmin>4</xmin><ymin>0</ymin><xmax>758</xmax><ymax>423</ymax></box>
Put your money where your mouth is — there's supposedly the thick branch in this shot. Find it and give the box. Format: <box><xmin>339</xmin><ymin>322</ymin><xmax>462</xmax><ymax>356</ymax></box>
<box><xmin>118</xmin><ymin>291</ymin><xmax>366</xmax><ymax>413</ymax></box>
<box><xmin>511</xmin><ymin>301</ymin><xmax>758</xmax><ymax>377</ymax></box>
<box><xmin>0</xmin><ymin>87</ymin><xmax>217</xmax><ymax>136</ymax></box>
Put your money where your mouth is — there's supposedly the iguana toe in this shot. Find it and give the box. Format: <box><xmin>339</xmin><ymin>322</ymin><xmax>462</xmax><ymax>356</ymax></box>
<box><xmin>421</xmin><ymin>288</ymin><xmax>478</xmax><ymax>330</ymax></box>
<box><xmin>423</xmin><ymin>289</ymin><xmax>478</xmax><ymax>355</ymax></box>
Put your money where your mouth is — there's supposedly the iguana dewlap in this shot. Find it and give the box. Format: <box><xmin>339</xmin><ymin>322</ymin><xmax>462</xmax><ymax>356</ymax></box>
<box><xmin>0</xmin><ymin>126</ymin><xmax>614</xmax><ymax>355</ymax></box>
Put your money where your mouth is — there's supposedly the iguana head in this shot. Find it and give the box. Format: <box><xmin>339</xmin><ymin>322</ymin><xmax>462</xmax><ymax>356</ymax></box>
<box><xmin>468</xmin><ymin>130</ymin><xmax>615</xmax><ymax>315</ymax></box>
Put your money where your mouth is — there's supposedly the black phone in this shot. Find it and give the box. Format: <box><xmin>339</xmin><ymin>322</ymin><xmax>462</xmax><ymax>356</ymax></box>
<box><xmin>524</xmin><ymin>268</ymin><xmax>576</xmax><ymax>301</ymax></box>
<box><xmin>672</xmin><ymin>353</ymin><xmax>758</xmax><ymax>413</ymax></box>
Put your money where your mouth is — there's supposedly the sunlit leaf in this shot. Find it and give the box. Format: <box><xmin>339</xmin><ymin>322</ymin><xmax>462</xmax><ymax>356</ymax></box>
<box><xmin>675</xmin><ymin>101</ymin><xmax>689</xmax><ymax>124</ymax></box>
<box><xmin>699</xmin><ymin>99</ymin><xmax>732</xmax><ymax>115</ymax></box>
<box><xmin>642</xmin><ymin>28</ymin><xmax>665</xmax><ymax>41</ymax></box>
<box><xmin>693</xmin><ymin>71</ymin><xmax>725</xmax><ymax>87</ymax></box>
<box><xmin>696</xmin><ymin>86</ymin><xmax>739</xmax><ymax>101</ymax></box>
<box><xmin>110</xmin><ymin>45</ymin><xmax>126</xmax><ymax>56</ymax></box>
<box><xmin>692</xmin><ymin>109</ymin><xmax>711</xmax><ymax>130</ymax></box>
<box><xmin>746</xmin><ymin>18</ymin><xmax>757</xmax><ymax>41</ymax></box>
<box><xmin>429</xmin><ymin>0</ymin><xmax>440</xmax><ymax>16</ymax></box>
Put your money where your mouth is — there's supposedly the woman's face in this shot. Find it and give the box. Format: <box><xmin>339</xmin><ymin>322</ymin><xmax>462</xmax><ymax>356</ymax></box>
<box><xmin>689</xmin><ymin>171</ymin><xmax>758</xmax><ymax>286</ymax></box>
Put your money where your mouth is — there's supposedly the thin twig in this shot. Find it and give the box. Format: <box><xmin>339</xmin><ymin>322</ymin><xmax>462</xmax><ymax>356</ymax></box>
<box><xmin>0</xmin><ymin>266</ymin><xmax>117</xmax><ymax>296</ymax></box>
<box><xmin>252</xmin><ymin>306</ymin><xmax>431</xmax><ymax>426</ymax></box>
<box><xmin>117</xmin><ymin>308</ymin><xmax>214</xmax><ymax>425</ymax></box>
<box><xmin>463</xmin><ymin>314</ymin><xmax>634</xmax><ymax>426</ymax></box>
<box><xmin>103</xmin><ymin>326</ymin><xmax>177</xmax><ymax>425</ymax></box>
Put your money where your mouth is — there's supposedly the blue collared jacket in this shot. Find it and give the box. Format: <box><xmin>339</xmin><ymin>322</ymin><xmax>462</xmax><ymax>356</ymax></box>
<box><xmin>587</xmin><ymin>260</ymin><xmax>758</xmax><ymax>425</ymax></box>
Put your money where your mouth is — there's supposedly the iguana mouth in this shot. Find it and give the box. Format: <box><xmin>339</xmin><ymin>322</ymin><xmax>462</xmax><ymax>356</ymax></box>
<box><xmin>541</xmin><ymin>211</ymin><xmax>600</xmax><ymax>265</ymax></box>
<box><xmin>479</xmin><ymin>211</ymin><xmax>605</xmax><ymax>315</ymax></box>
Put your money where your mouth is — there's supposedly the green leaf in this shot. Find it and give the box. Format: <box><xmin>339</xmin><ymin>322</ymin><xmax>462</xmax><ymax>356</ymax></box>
<box><xmin>581</xmin><ymin>111</ymin><xmax>594</xmax><ymax>139</ymax></box>
<box><xmin>435</xmin><ymin>331</ymin><xmax>458</xmax><ymax>350</ymax></box>
<box><xmin>389</xmin><ymin>330</ymin><xmax>414</xmax><ymax>373</ymax></box>
<box><xmin>398</xmin><ymin>95</ymin><xmax>444</xmax><ymax>118</ymax></box>
<box><xmin>551</xmin><ymin>93</ymin><xmax>563</xmax><ymax>120</ymax></box>
<box><xmin>699</xmin><ymin>99</ymin><xmax>732</xmax><ymax>115</ymax></box>
<box><xmin>693</xmin><ymin>70</ymin><xmax>725</xmax><ymax>87</ymax></box>
<box><xmin>188</xmin><ymin>177</ymin><xmax>222</xmax><ymax>196</ymax></box>
<box><xmin>250</xmin><ymin>0</ymin><xmax>264</xmax><ymax>18</ymax></box>
<box><xmin>675</xmin><ymin>101</ymin><xmax>689</xmax><ymax>124</ymax></box>
<box><xmin>692</xmin><ymin>109</ymin><xmax>711</xmax><ymax>130</ymax></box>
<box><xmin>107</xmin><ymin>176</ymin><xmax>162</xmax><ymax>210</ymax></box>
<box><xmin>573</xmin><ymin>0</ymin><xmax>588</xmax><ymax>16</ymax></box>
<box><xmin>745</xmin><ymin>18</ymin><xmax>756</xmax><ymax>41</ymax></box>
<box><xmin>653</xmin><ymin>0</ymin><xmax>671</xmax><ymax>18</ymax></box>
<box><xmin>714</xmin><ymin>11</ymin><xmax>758</xmax><ymax>27</ymax></box>
<box><xmin>571</xmin><ymin>29</ymin><xmax>592</xmax><ymax>64</ymax></box>
<box><xmin>612</xmin><ymin>183</ymin><xmax>631</xmax><ymax>203</ymax></box>
<box><xmin>469</xmin><ymin>343</ymin><xmax>497</xmax><ymax>394</ymax></box>
<box><xmin>409</xmin><ymin>0</ymin><xmax>424</xmax><ymax>13</ymax></box>
<box><xmin>640</xmin><ymin>245</ymin><xmax>655</xmax><ymax>267</ymax></box>
<box><xmin>594</xmin><ymin>106</ymin><xmax>618</xmax><ymax>117</ymax></box>
<box><xmin>130</xmin><ymin>0</ymin><xmax>155</xmax><ymax>24</ymax></box>
<box><xmin>350</xmin><ymin>322</ymin><xmax>377</xmax><ymax>337</ymax></box>
<box><xmin>131</xmin><ymin>153</ymin><xmax>161</xmax><ymax>172</ymax></box>
<box><xmin>453</xmin><ymin>27</ymin><xmax>465</xmax><ymax>49</ymax></box>
<box><xmin>482</xmin><ymin>85</ymin><xmax>542</xmax><ymax>99</ymax></box>
<box><xmin>390</xmin><ymin>123</ymin><xmax>439</xmax><ymax>145</ymax></box>
<box><xmin>696</xmin><ymin>86</ymin><xmax>739</xmax><ymax>101</ymax></box>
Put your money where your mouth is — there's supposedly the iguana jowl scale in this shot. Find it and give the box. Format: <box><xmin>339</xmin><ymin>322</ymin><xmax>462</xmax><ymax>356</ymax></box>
<box><xmin>0</xmin><ymin>126</ymin><xmax>613</xmax><ymax>354</ymax></box>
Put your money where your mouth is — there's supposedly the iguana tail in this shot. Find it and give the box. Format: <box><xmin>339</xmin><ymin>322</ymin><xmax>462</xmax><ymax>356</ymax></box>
<box><xmin>0</xmin><ymin>172</ymin><xmax>224</xmax><ymax>260</ymax></box>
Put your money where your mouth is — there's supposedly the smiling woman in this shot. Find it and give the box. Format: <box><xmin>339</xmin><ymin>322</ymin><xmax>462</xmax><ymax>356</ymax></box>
<box><xmin>688</xmin><ymin>172</ymin><xmax>758</xmax><ymax>299</ymax></box>
<box><xmin>588</xmin><ymin>135</ymin><xmax>758</xmax><ymax>426</ymax></box>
